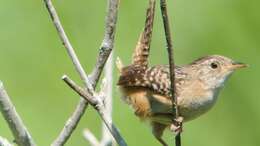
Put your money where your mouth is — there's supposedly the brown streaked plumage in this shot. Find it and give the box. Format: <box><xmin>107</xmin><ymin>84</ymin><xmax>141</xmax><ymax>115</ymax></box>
<box><xmin>116</xmin><ymin>1</ymin><xmax>247</xmax><ymax>146</ymax></box>
<box><xmin>132</xmin><ymin>0</ymin><xmax>155</xmax><ymax>67</ymax></box>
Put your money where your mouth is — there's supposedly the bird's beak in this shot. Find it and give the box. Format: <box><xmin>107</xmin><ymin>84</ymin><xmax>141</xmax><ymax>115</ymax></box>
<box><xmin>230</xmin><ymin>61</ymin><xmax>248</xmax><ymax>70</ymax></box>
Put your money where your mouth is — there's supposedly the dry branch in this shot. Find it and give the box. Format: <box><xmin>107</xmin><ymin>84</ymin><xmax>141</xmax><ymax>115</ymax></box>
<box><xmin>83</xmin><ymin>129</ymin><xmax>100</xmax><ymax>146</ymax></box>
<box><xmin>159</xmin><ymin>0</ymin><xmax>182</xmax><ymax>146</ymax></box>
<box><xmin>43</xmin><ymin>0</ymin><xmax>125</xmax><ymax>145</ymax></box>
<box><xmin>0</xmin><ymin>82</ymin><xmax>36</xmax><ymax>146</ymax></box>
<box><xmin>62</xmin><ymin>75</ymin><xmax>126</xmax><ymax>146</ymax></box>
<box><xmin>0</xmin><ymin>136</ymin><xmax>13</xmax><ymax>146</ymax></box>
<box><xmin>44</xmin><ymin>0</ymin><xmax>91</xmax><ymax>145</ymax></box>
<box><xmin>84</xmin><ymin>52</ymin><xmax>114</xmax><ymax>146</ymax></box>
<box><xmin>100</xmin><ymin>52</ymin><xmax>114</xmax><ymax>146</ymax></box>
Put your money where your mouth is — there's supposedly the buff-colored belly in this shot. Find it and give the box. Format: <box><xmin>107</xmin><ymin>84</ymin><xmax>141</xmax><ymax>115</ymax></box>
<box><xmin>119</xmin><ymin>86</ymin><xmax>217</xmax><ymax>125</ymax></box>
<box><xmin>149</xmin><ymin>94</ymin><xmax>217</xmax><ymax>124</ymax></box>
<box><xmin>178</xmin><ymin>96</ymin><xmax>216</xmax><ymax>122</ymax></box>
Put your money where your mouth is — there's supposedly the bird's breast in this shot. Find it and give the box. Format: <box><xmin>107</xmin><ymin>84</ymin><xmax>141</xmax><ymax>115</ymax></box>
<box><xmin>178</xmin><ymin>91</ymin><xmax>217</xmax><ymax>121</ymax></box>
<box><xmin>177</xmin><ymin>80</ymin><xmax>220</xmax><ymax>121</ymax></box>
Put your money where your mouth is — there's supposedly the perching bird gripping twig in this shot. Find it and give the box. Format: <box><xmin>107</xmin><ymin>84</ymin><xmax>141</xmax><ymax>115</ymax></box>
<box><xmin>159</xmin><ymin>0</ymin><xmax>182</xmax><ymax>145</ymax></box>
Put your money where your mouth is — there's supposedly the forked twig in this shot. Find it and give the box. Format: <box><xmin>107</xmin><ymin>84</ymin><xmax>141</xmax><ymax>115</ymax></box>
<box><xmin>159</xmin><ymin>0</ymin><xmax>182</xmax><ymax>146</ymax></box>
<box><xmin>62</xmin><ymin>75</ymin><xmax>127</xmax><ymax>146</ymax></box>
<box><xmin>0</xmin><ymin>82</ymin><xmax>35</xmax><ymax>146</ymax></box>
<box><xmin>43</xmin><ymin>0</ymin><xmax>125</xmax><ymax>145</ymax></box>
<box><xmin>44</xmin><ymin>0</ymin><xmax>91</xmax><ymax>145</ymax></box>
<box><xmin>83</xmin><ymin>52</ymin><xmax>114</xmax><ymax>146</ymax></box>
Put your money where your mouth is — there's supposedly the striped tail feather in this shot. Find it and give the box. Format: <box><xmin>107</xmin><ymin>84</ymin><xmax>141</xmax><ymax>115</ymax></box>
<box><xmin>132</xmin><ymin>0</ymin><xmax>156</xmax><ymax>67</ymax></box>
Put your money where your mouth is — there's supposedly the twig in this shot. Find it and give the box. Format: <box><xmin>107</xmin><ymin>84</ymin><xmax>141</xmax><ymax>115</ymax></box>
<box><xmin>0</xmin><ymin>82</ymin><xmax>36</xmax><ymax>146</ymax></box>
<box><xmin>100</xmin><ymin>52</ymin><xmax>113</xmax><ymax>146</ymax></box>
<box><xmin>83</xmin><ymin>129</ymin><xmax>100</xmax><ymax>146</ymax></box>
<box><xmin>43</xmin><ymin>0</ymin><xmax>121</xmax><ymax>145</ymax></box>
<box><xmin>89</xmin><ymin>0</ymin><xmax>119</xmax><ymax>84</ymax></box>
<box><xmin>0</xmin><ymin>136</ymin><xmax>13</xmax><ymax>146</ymax></box>
<box><xmin>44</xmin><ymin>1</ymin><xmax>91</xmax><ymax>145</ymax></box>
<box><xmin>62</xmin><ymin>76</ymin><xmax>94</xmax><ymax>104</ymax></box>
<box><xmin>83</xmin><ymin>53</ymin><xmax>114</xmax><ymax>146</ymax></box>
<box><xmin>62</xmin><ymin>75</ymin><xmax>127</xmax><ymax>146</ymax></box>
<box><xmin>51</xmin><ymin>98</ymin><xmax>88</xmax><ymax>146</ymax></box>
<box><xmin>159</xmin><ymin>0</ymin><xmax>182</xmax><ymax>146</ymax></box>
<box><xmin>43</xmin><ymin>0</ymin><xmax>93</xmax><ymax>91</ymax></box>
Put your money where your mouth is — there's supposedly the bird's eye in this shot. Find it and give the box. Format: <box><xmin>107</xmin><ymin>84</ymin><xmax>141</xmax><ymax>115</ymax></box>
<box><xmin>210</xmin><ymin>62</ymin><xmax>218</xmax><ymax>69</ymax></box>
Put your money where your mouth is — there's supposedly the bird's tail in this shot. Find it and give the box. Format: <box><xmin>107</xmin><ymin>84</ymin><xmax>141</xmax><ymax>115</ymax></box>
<box><xmin>132</xmin><ymin>0</ymin><xmax>156</xmax><ymax>67</ymax></box>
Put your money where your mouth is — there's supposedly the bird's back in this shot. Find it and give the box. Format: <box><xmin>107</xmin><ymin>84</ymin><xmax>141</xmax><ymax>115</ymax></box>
<box><xmin>117</xmin><ymin>64</ymin><xmax>187</xmax><ymax>119</ymax></box>
<box><xmin>118</xmin><ymin>64</ymin><xmax>186</xmax><ymax>97</ymax></box>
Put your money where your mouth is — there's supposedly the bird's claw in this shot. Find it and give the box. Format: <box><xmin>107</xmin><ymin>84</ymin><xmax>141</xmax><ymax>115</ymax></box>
<box><xmin>170</xmin><ymin>117</ymin><xmax>184</xmax><ymax>135</ymax></box>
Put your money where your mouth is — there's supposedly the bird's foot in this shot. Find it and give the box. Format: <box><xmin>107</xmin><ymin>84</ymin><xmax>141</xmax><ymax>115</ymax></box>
<box><xmin>170</xmin><ymin>116</ymin><xmax>184</xmax><ymax>135</ymax></box>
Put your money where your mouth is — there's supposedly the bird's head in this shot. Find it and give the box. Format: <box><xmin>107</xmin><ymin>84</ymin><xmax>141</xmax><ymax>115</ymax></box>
<box><xmin>189</xmin><ymin>55</ymin><xmax>247</xmax><ymax>89</ymax></box>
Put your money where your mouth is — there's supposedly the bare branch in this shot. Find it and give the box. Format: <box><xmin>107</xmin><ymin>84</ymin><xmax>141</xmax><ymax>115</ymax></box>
<box><xmin>62</xmin><ymin>75</ymin><xmax>127</xmax><ymax>146</ymax></box>
<box><xmin>159</xmin><ymin>0</ymin><xmax>182</xmax><ymax>146</ymax></box>
<box><xmin>0</xmin><ymin>136</ymin><xmax>13</xmax><ymax>146</ymax></box>
<box><xmin>89</xmin><ymin>0</ymin><xmax>119</xmax><ymax>85</ymax></box>
<box><xmin>44</xmin><ymin>0</ymin><xmax>92</xmax><ymax>145</ymax></box>
<box><xmin>62</xmin><ymin>76</ymin><xmax>96</xmax><ymax>105</ymax></box>
<box><xmin>100</xmin><ymin>52</ymin><xmax>113</xmax><ymax>146</ymax></box>
<box><xmin>43</xmin><ymin>0</ymin><xmax>121</xmax><ymax>145</ymax></box>
<box><xmin>43</xmin><ymin>0</ymin><xmax>93</xmax><ymax>92</ymax></box>
<box><xmin>52</xmin><ymin>99</ymin><xmax>88</xmax><ymax>146</ymax></box>
<box><xmin>83</xmin><ymin>53</ymin><xmax>114</xmax><ymax>146</ymax></box>
<box><xmin>0</xmin><ymin>82</ymin><xmax>36</xmax><ymax>146</ymax></box>
<box><xmin>83</xmin><ymin>129</ymin><xmax>100</xmax><ymax>146</ymax></box>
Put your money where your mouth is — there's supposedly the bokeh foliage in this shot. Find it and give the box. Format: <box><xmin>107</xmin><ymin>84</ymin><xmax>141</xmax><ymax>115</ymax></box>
<box><xmin>0</xmin><ymin>0</ymin><xmax>259</xmax><ymax>145</ymax></box>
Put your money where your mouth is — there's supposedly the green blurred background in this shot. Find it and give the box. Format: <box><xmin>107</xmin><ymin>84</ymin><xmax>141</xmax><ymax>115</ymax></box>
<box><xmin>0</xmin><ymin>0</ymin><xmax>259</xmax><ymax>145</ymax></box>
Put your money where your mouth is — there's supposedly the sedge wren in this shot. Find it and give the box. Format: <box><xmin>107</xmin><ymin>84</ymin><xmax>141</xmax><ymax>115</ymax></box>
<box><xmin>116</xmin><ymin>0</ymin><xmax>247</xmax><ymax>145</ymax></box>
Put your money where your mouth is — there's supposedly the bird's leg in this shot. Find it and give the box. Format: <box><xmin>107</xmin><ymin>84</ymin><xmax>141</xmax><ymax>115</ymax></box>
<box><xmin>170</xmin><ymin>116</ymin><xmax>184</xmax><ymax>134</ymax></box>
<box><xmin>151</xmin><ymin>122</ymin><xmax>168</xmax><ymax>146</ymax></box>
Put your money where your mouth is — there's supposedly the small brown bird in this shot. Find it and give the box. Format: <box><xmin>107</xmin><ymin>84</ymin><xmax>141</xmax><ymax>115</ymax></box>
<box><xmin>116</xmin><ymin>0</ymin><xmax>247</xmax><ymax>145</ymax></box>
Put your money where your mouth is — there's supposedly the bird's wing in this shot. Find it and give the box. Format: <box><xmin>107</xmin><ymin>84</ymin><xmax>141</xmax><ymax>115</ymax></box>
<box><xmin>118</xmin><ymin>65</ymin><xmax>186</xmax><ymax>98</ymax></box>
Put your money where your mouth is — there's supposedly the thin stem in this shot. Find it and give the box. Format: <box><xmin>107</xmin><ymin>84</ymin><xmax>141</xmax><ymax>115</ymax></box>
<box><xmin>83</xmin><ymin>129</ymin><xmax>100</xmax><ymax>146</ymax></box>
<box><xmin>0</xmin><ymin>136</ymin><xmax>13</xmax><ymax>146</ymax></box>
<box><xmin>44</xmin><ymin>1</ymin><xmax>92</xmax><ymax>145</ymax></box>
<box><xmin>83</xmin><ymin>52</ymin><xmax>114</xmax><ymax>146</ymax></box>
<box><xmin>89</xmin><ymin>0</ymin><xmax>119</xmax><ymax>85</ymax></box>
<box><xmin>100</xmin><ymin>51</ymin><xmax>114</xmax><ymax>146</ymax></box>
<box><xmin>43</xmin><ymin>0</ymin><xmax>121</xmax><ymax>145</ymax></box>
<box><xmin>43</xmin><ymin>0</ymin><xmax>93</xmax><ymax>92</ymax></box>
<box><xmin>159</xmin><ymin>0</ymin><xmax>181</xmax><ymax>146</ymax></box>
<box><xmin>52</xmin><ymin>98</ymin><xmax>88</xmax><ymax>146</ymax></box>
<box><xmin>0</xmin><ymin>82</ymin><xmax>36</xmax><ymax>146</ymax></box>
<box><xmin>62</xmin><ymin>75</ymin><xmax>127</xmax><ymax>146</ymax></box>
